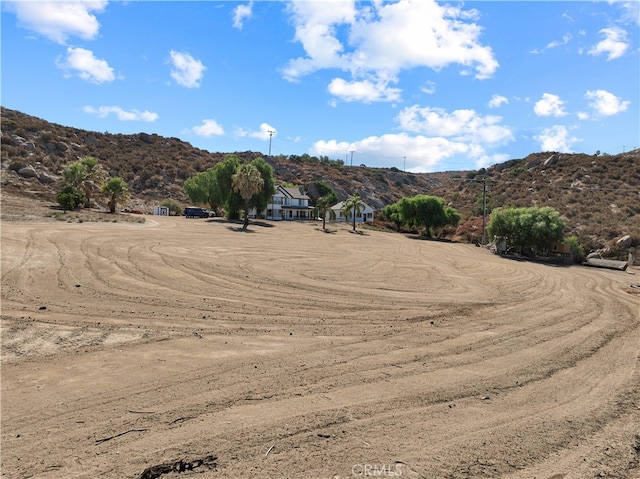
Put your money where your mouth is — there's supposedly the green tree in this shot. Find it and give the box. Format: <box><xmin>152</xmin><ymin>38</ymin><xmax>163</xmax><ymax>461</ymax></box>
<box><xmin>444</xmin><ymin>206</ymin><xmax>461</xmax><ymax>229</ymax></box>
<box><xmin>102</xmin><ymin>177</ymin><xmax>130</xmax><ymax>213</ymax></box>
<box><xmin>487</xmin><ymin>206</ymin><xmax>566</xmax><ymax>254</ymax></box>
<box><xmin>79</xmin><ymin>156</ymin><xmax>107</xmax><ymax>208</ymax></box>
<box><xmin>342</xmin><ymin>194</ymin><xmax>366</xmax><ymax>231</ymax></box>
<box><xmin>213</xmin><ymin>155</ymin><xmax>243</xmax><ymax>219</ymax></box>
<box><xmin>393</xmin><ymin>195</ymin><xmax>460</xmax><ymax>237</ymax></box>
<box><xmin>62</xmin><ymin>162</ymin><xmax>86</xmax><ymax>189</ymax></box>
<box><xmin>184</xmin><ymin>168</ymin><xmax>219</xmax><ymax>212</ymax></box>
<box><xmin>183</xmin><ymin>155</ymin><xmax>275</xmax><ymax>221</ymax></box>
<box><xmin>232</xmin><ymin>163</ymin><xmax>264</xmax><ymax>230</ymax></box>
<box><xmin>314</xmin><ymin>192</ymin><xmax>338</xmax><ymax>231</ymax></box>
<box><xmin>56</xmin><ymin>185</ymin><xmax>85</xmax><ymax>212</ymax></box>
<box><xmin>311</xmin><ymin>180</ymin><xmax>335</xmax><ymax>198</ymax></box>
<box><xmin>381</xmin><ymin>203</ymin><xmax>403</xmax><ymax>231</ymax></box>
<box><xmin>61</xmin><ymin>157</ymin><xmax>106</xmax><ymax>208</ymax></box>
<box><xmin>248</xmin><ymin>157</ymin><xmax>276</xmax><ymax>215</ymax></box>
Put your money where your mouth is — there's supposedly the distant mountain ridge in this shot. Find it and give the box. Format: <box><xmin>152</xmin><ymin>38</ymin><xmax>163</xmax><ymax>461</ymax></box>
<box><xmin>2</xmin><ymin>106</ymin><xmax>638</xmax><ymax>255</ymax></box>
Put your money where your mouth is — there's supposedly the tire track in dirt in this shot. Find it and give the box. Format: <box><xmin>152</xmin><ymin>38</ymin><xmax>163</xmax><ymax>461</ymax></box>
<box><xmin>2</xmin><ymin>217</ymin><xmax>638</xmax><ymax>479</ymax></box>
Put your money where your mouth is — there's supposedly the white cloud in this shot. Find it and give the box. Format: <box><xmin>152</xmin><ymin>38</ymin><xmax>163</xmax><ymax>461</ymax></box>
<box><xmin>534</xmin><ymin>93</ymin><xmax>567</xmax><ymax>117</ymax></box>
<box><xmin>311</xmin><ymin>103</ymin><xmax>514</xmax><ymax>171</ymax></box>
<box><xmin>169</xmin><ymin>50</ymin><xmax>206</xmax><ymax>88</ymax></box>
<box><xmin>327</xmin><ymin>77</ymin><xmax>401</xmax><ymax>103</ymax></box>
<box><xmin>577</xmin><ymin>111</ymin><xmax>590</xmax><ymax>120</ymax></box>
<box><xmin>84</xmin><ymin>105</ymin><xmax>158</xmax><ymax>122</ymax></box>
<box><xmin>475</xmin><ymin>153</ymin><xmax>511</xmax><ymax>170</ymax></box>
<box><xmin>57</xmin><ymin>47</ymin><xmax>115</xmax><ymax>83</ymax></box>
<box><xmin>588</xmin><ymin>27</ymin><xmax>629</xmax><ymax>60</ymax></box>
<box><xmin>233</xmin><ymin>126</ymin><xmax>249</xmax><ymax>138</ymax></box>
<box><xmin>310</xmin><ymin>133</ymin><xmax>471</xmax><ymax>171</ymax></box>
<box><xmin>488</xmin><ymin>94</ymin><xmax>508</xmax><ymax>109</ymax></box>
<box><xmin>421</xmin><ymin>81</ymin><xmax>436</xmax><ymax>95</ymax></box>
<box><xmin>282</xmin><ymin>0</ymin><xmax>498</xmax><ymax>102</ymax></box>
<box><xmin>192</xmin><ymin>119</ymin><xmax>224</xmax><ymax>137</ymax></box>
<box><xmin>5</xmin><ymin>0</ymin><xmax>106</xmax><ymax>44</ymax></box>
<box><xmin>617</xmin><ymin>1</ymin><xmax>640</xmax><ymax>26</ymax></box>
<box><xmin>249</xmin><ymin>123</ymin><xmax>277</xmax><ymax>141</ymax></box>
<box><xmin>233</xmin><ymin>2</ymin><xmax>252</xmax><ymax>30</ymax></box>
<box><xmin>396</xmin><ymin>105</ymin><xmax>514</xmax><ymax>144</ymax></box>
<box><xmin>535</xmin><ymin>125</ymin><xmax>580</xmax><ymax>152</ymax></box>
<box><xmin>585</xmin><ymin>89</ymin><xmax>630</xmax><ymax>116</ymax></box>
<box><xmin>547</xmin><ymin>33</ymin><xmax>572</xmax><ymax>49</ymax></box>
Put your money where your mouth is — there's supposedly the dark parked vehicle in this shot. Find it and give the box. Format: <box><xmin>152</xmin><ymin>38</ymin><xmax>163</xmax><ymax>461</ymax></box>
<box><xmin>184</xmin><ymin>207</ymin><xmax>213</xmax><ymax>218</ymax></box>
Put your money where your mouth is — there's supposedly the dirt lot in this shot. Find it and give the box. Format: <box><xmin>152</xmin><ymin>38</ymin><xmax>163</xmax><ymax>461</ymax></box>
<box><xmin>2</xmin><ymin>194</ymin><xmax>639</xmax><ymax>479</ymax></box>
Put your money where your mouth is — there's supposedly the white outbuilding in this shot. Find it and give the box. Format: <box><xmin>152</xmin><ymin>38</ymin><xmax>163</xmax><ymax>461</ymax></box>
<box><xmin>329</xmin><ymin>201</ymin><xmax>375</xmax><ymax>223</ymax></box>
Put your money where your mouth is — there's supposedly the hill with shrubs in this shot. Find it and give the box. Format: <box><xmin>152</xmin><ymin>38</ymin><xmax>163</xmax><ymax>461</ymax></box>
<box><xmin>2</xmin><ymin>106</ymin><xmax>638</xmax><ymax>257</ymax></box>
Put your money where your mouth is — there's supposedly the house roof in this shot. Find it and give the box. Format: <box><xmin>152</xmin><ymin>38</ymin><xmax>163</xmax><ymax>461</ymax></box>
<box><xmin>278</xmin><ymin>186</ymin><xmax>310</xmax><ymax>200</ymax></box>
<box><xmin>331</xmin><ymin>201</ymin><xmax>374</xmax><ymax>211</ymax></box>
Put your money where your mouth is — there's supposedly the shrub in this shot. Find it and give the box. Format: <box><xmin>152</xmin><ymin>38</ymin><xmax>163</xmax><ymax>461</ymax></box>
<box><xmin>56</xmin><ymin>185</ymin><xmax>85</xmax><ymax>211</ymax></box>
<box><xmin>564</xmin><ymin>236</ymin><xmax>584</xmax><ymax>262</ymax></box>
<box><xmin>160</xmin><ymin>198</ymin><xmax>182</xmax><ymax>216</ymax></box>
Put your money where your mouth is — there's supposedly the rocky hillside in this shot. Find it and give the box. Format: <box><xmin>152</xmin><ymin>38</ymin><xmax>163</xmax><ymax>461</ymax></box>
<box><xmin>2</xmin><ymin>106</ymin><xmax>638</xmax><ymax>254</ymax></box>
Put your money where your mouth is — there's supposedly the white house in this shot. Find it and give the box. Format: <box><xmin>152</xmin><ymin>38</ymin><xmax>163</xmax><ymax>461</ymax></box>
<box><xmin>330</xmin><ymin>200</ymin><xmax>375</xmax><ymax>223</ymax></box>
<box><xmin>251</xmin><ymin>185</ymin><xmax>314</xmax><ymax>220</ymax></box>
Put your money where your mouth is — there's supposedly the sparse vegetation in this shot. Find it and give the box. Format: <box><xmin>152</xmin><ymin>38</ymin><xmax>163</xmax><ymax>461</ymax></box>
<box><xmin>2</xmin><ymin>107</ymin><xmax>638</xmax><ymax>254</ymax></box>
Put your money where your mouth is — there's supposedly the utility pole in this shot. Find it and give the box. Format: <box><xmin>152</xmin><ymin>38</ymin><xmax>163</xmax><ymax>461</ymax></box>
<box><xmin>349</xmin><ymin>150</ymin><xmax>355</xmax><ymax>167</ymax></box>
<box><xmin>267</xmin><ymin>130</ymin><xmax>275</xmax><ymax>156</ymax></box>
<box><xmin>481</xmin><ymin>178</ymin><xmax>487</xmax><ymax>246</ymax></box>
<box><xmin>466</xmin><ymin>176</ymin><xmax>489</xmax><ymax>246</ymax></box>
<box><xmin>403</xmin><ymin>156</ymin><xmax>406</xmax><ymax>172</ymax></box>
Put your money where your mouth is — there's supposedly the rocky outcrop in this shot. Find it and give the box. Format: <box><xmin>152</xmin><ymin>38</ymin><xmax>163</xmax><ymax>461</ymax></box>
<box><xmin>17</xmin><ymin>166</ymin><xmax>37</xmax><ymax>178</ymax></box>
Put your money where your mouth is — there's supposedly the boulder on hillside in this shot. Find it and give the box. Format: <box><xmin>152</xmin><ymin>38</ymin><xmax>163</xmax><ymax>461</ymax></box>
<box><xmin>18</xmin><ymin>166</ymin><xmax>37</xmax><ymax>178</ymax></box>
<box><xmin>37</xmin><ymin>172</ymin><xmax>57</xmax><ymax>184</ymax></box>
<box><xmin>525</xmin><ymin>157</ymin><xmax>543</xmax><ymax>169</ymax></box>
<box><xmin>544</xmin><ymin>154</ymin><xmax>559</xmax><ymax>166</ymax></box>
<box><xmin>616</xmin><ymin>235</ymin><xmax>635</xmax><ymax>249</ymax></box>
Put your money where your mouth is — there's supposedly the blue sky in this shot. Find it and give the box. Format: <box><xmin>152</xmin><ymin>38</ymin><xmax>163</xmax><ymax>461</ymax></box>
<box><xmin>2</xmin><ymin>1</ymin><xmax>638</xmax><ymax>172</ymax></box>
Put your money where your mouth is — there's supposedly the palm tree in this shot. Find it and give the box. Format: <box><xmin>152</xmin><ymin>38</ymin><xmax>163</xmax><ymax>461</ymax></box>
<box><xmin>314</xmin><ymin>192</ymin><xmax>337</xmax><ymax>231</ymax></box>
<box><xmin>61</xmin><ymin>157</ymin><xmax>107</xmax><ymax>208</ymax></box>
<box><xmin>80</xmin><ymin>156</ymin><xmax>107</xmax><ymax>208</ymax></box>
<box><xmin>102</xmin><ymin>177</ymin><xmax>130</xmax><ymax>213</ymax></box>
<box><xmin>232</xmin><ymin>164</ymin><xmax>264</xmax><ymax>230</ymax></box>
<box><xmin>342</xmin><ymin>194</ymin><xmax>365</xmax><ymax>231</ymax></box>
<box><xmin>62</xmin><ymin>162</ymin><xmax>86</xmax><ymax>190</ymax></box>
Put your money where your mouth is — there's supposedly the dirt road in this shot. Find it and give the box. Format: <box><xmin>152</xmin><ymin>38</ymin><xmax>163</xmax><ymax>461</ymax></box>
<box><xmin>2</xmin><ymin>211</ymin><xmax>639</xmax><ymax>479</ymax></box>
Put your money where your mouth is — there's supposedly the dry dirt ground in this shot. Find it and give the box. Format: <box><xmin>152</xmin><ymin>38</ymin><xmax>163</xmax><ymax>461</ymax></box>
<box><xmin>1</xmin><ymin>194</ymin><xmax>639</xmax><ymax>479</ymax></box>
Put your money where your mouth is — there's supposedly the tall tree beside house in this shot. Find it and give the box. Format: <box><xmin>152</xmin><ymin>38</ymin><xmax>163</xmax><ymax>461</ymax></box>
<box><xmin>232</xmin><ymin>163</ymin><xmax>264</xmax><ymax>230</ymax></box>
<box><xmin>213</xmin><ymin>155</ymin><xmax>243</xmax><ymax>219</ymax></box>
<box><xmin>183</xmin><ymin>155</ymin><xmax>274</xmax><ymax>220</ymax></box>
<box><xmin>343</xmin><ymin>194</ymin><xmax>366</xmax><ymax>232</ymax></box>
<box><xmin>247</xmin><ymin>157</ymin><xmax>276</xmax><ymax>215</ymax></box>
<box><xmin>184</xmin><ymin>168</ymin><xmax>219</xmax><ymax>212</ymax></box>
<box><xmin>102</xmin><ymin>177</ymin><xmax>130</xmax><ymax>213</ymax></box>
<box><xmin>314</xmin><ymin>192</ymin><xmax>338</xmax><ymax>231</ymax></box>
